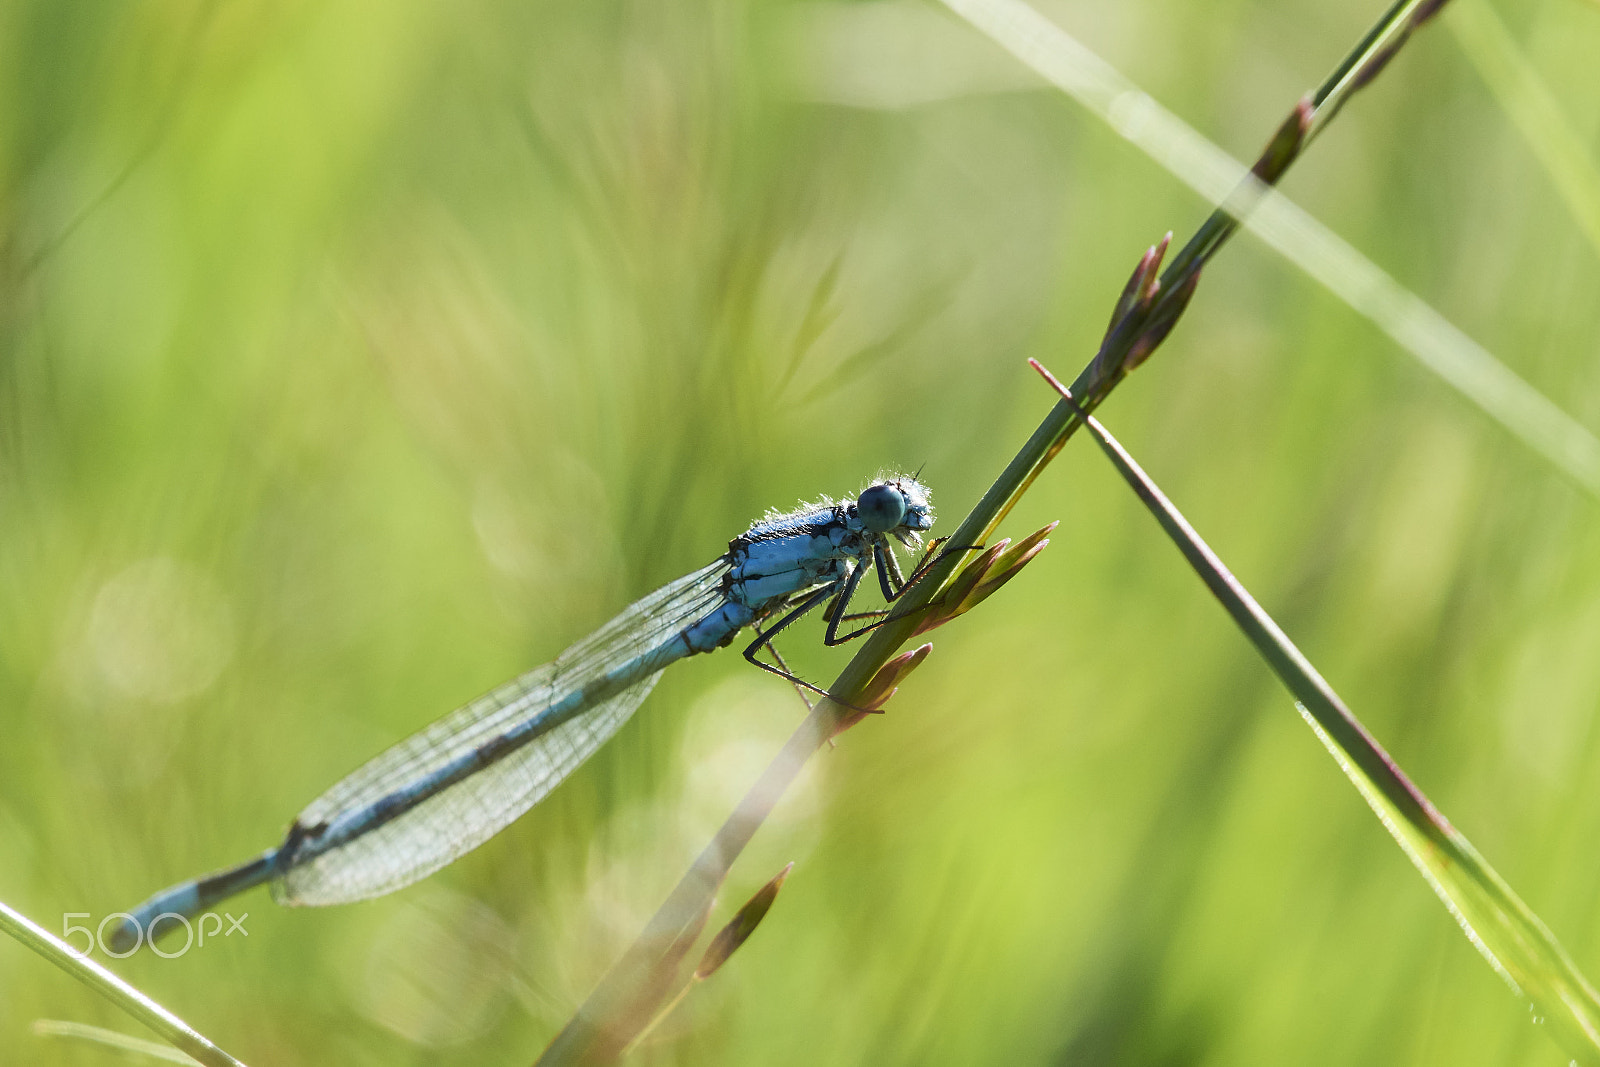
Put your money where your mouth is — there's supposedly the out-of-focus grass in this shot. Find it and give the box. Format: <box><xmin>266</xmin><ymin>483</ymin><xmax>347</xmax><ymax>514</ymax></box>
<box><xmin>2</xmin><ymin>1</ymin><xmax>1598</xmax><ymax>1064</ymax></box>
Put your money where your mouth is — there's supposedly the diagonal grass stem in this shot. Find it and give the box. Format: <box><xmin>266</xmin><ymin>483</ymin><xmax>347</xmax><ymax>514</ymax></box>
<box><xmin>1032</xmin><ymin>358</ymin><xmax>1600</xmax><ymax>1064</ymax></box>
<box><xmin>0</xmin><ymin>899</ymin><xmax>246</xmax><ymax>1067</ymax></box>
<box><xmin>536</xmin><ymin>2</ymin><xmax>1470</xmax><ymax>1060</ymax></box>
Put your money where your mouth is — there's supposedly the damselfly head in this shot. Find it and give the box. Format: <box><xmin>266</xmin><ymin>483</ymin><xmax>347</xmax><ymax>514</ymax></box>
<box><xmin>855</xmin><ymin>476</ymin><xmax>934</xmax><ymax>543</ymax></box>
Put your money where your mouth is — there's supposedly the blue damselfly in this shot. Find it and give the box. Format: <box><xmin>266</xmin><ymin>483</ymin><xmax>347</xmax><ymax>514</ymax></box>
<box><xmin>108</xmin><ymin>475</ymin><xmax>937</xmax><ymax>951</ymax></box>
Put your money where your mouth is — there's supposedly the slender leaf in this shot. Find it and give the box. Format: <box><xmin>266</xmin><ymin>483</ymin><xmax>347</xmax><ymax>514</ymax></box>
<box><xmin>0</xmin><ymin>900</ymin><xmax>246</xmax><ymax>1067</ymax></box>
<box><xmin>1033</xmin><ymin>360</ymin><xmax>1600</xmax><ymax>1064</ymax></box>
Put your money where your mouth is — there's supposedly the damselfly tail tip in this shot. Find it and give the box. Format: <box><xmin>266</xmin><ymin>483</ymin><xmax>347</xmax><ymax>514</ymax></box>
<box><xmin>104</xmin><ymin>916</ymin><xmax>141</xmax><ymax>955</ymax></box>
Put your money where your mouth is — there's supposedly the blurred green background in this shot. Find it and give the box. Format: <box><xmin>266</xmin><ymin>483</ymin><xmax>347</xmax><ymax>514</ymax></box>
<box><xmin>3</xmin><ymin>0</ymin><xmax>1599</xmax><ymax>1063</ymax></box>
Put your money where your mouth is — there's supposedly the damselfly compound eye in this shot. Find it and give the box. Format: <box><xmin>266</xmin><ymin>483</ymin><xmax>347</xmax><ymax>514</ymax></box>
<box><xmin>857</xmin><ymin>484</ymin><xmax>907</xmax><ymax>534</ymax></box>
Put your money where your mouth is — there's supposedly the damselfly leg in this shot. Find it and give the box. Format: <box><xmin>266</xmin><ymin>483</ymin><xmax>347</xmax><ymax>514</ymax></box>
<box><xmin>740</xmin><ymin>584</ymin><xmax>841</xmax><ymax>698</ymax></box>
<box><xmin>821</xmin><ymin>538</ymin><xmax>984</xmax><ymax>645</ymax></box>
<box><xmin>748</xmin><ymin>608</ymin><xmax>815</xmax><ymax>711</ymax></box>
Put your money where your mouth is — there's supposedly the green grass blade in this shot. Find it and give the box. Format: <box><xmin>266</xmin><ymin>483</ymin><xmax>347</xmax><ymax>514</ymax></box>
<box><xmin>538</xmin><ymin>4</ymin><xmax>1473</xmax><ymax>1058</ymax></box>
<box><xmin>942</xmin><ymin>0</ymin><xmax>1600</xmax><ymax>494</ymax></box>
<box><xmin>1045</xmin><ymin>375</ymin><xmax>1600</xmax><ymax>1064</ymax></box>
<box><xmin>1447</xmin><ymin>0</ymin><xmax>1600</xmax><ymax>259</ymax></box>
<box><xmin>0</xmin><ymin>900</ymin><xmax>247</xmax><ymax>1067</ymax></box>
<box><xmin>33</xmin><ymin>1019</ymin><xmax>205</xmax><ymax>1065</ymax></box>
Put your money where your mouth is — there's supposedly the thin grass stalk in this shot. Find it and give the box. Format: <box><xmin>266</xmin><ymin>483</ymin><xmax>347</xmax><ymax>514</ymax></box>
<box><xmin>534</xmin><ymin>3</ymin><xmax>1456</xmax><ymax>1062</ymax></box>
<box><xmin>1031</xmin><ymin>363</ymin><xmax>1600</xmax><ymax>1063</ymax></box>
<box><xmin>948</xmin><ymin>0</ymin><xmax>1600</xmax><ymax>492</ymax></box>
<box><xmin>33</xmin><ymin>1020</ymin><xmax>207</xmax><ymax>1065</ymax></box>
<box><xmin>0</xmin><ymin>899</ymin><xmax>246</xmax><ymax>1067</ymax></box>
<box><xmin>1446</xmin><ymin>0</ymin><xmax>1600</xmax><ymax>258</ymax></box>
<box><xmin>1097</xmin><ymin>0</ymin><xmax>1451</xmax><ymax>395</ymax></box>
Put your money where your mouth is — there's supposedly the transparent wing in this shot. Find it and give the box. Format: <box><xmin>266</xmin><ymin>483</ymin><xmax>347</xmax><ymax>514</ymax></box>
<box><xmin>276</xmin><ymin>559</ymin><xmax>731</xmax><ymax>906</ymax></box>
<box><xmin>279</xmin><ymin>674</ymin><xmax>657</xmax><ymax>905</ymax></box>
